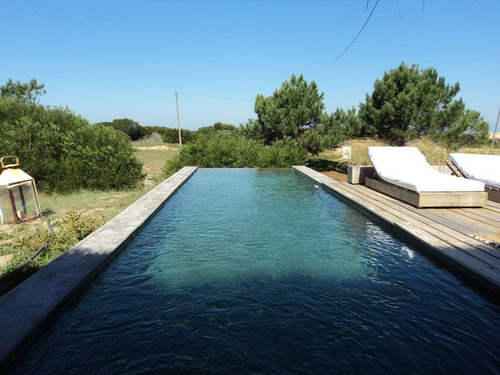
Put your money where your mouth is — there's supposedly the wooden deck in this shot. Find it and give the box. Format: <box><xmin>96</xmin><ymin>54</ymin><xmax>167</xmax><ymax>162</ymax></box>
<box><xmin>293</xmin><ymin>166</ymin><xmax>500</xmax><ymax>295</ymax></box>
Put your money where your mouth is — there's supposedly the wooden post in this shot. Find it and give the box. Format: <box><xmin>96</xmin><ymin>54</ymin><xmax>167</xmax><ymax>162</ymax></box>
<box><xmin>491</xmin><ymin>107</ymin><xmax>499</xmax><ymax>148</ymax></box>
<box><xmin>175</xmin><ymin>91</ymin><xmax>182</xmax><ymax>146</ymax></box>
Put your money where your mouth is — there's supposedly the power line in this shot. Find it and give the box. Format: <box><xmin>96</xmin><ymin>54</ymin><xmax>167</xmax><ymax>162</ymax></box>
<box><xmin>396</xmin><ymin>0</ymin><xmax>404</xmax><ymax>25</ymax></box>
<box><xmin>333</xmin><ymin>0</ymin><xmax>381</xmax><ymax>64</ymax></box>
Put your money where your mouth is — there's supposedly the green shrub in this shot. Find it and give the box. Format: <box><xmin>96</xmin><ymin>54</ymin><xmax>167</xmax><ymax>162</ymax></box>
<box><xmin>142</xmin><ymin>126</ymin><xmax>197</xmax><ymax>144</ymax></box>
<box><xmin>0</xmin><ymin>98</ymin><xmax>144</xmax><ymax>192</ymax></box>
<box><xmin>163</xmin><ymin>133</ymin><xmax>307</xmax><ymax>176</ymax></box>
<box><xmin>95</xmin><ymin>118</ymin><xmax>146</xmax><ymax>141</ymax></box>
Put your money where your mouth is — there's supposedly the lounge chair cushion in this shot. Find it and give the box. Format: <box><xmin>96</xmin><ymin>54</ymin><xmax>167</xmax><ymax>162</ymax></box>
<box><xmin>450</xmin><ymin>153</ymin><xmax>500</xmax><ymax>189</ymax></box>
<box><xmin>368</xmin><ymin>147</ymin><xmax>485</xmax><ymax>193</ymax></box>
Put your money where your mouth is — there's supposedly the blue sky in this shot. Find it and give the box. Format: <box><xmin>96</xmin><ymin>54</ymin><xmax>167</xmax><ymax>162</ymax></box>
<box><xmin>1</xmin><ymin>0</ymin><xmax>499</xmax><ymax>131</ymax></box>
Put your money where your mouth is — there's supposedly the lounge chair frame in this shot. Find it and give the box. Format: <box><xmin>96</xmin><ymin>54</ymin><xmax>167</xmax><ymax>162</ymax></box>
<box><xmin>446</xmin><ymin>160</ymin><xmax>500</xmax><ymax>203</ymax></box>
<box><xmin>365</xmin><ymin>176</ymin><xmax>487</xmax><ymax>208</ymax></box>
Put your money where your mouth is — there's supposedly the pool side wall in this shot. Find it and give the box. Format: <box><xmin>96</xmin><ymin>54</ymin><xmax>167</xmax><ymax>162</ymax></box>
<box><xmin>0</xmin><ymin>166</ymin><xmax>198</xmax><ymax>372</ymax></box>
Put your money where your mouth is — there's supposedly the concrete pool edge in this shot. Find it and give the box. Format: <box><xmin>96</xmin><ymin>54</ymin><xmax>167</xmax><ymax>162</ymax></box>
<box><xmin>0</xmin><ymin>166</ymin><xmax>198</xmax><ymax>372</ymax></box>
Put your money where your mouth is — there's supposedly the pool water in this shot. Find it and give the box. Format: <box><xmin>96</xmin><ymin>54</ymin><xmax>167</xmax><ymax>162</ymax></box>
<box><xmin>10</xmin><ymin>169</ymin><xmax>500</xmax><ymax>374</ymax></box>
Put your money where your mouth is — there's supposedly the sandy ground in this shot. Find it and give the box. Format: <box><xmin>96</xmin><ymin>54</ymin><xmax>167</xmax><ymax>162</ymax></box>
<box><xmin>321</xmin><ymin>171</ymin><xmax>348</xmax><ymax>182</ymax></box>
<box><xmin>135</xmin><ymin>145</ymin><xmax>175</xmax><ymax>150</ymax></box>
<box><xmin>473</xmin><ymin>231</ymin><xmax>500</xmax><ymax>246</ymax></box>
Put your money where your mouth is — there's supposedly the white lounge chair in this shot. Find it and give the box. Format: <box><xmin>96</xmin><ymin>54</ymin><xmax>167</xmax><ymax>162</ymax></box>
<box><xmin>449</xmin><ymin>153</ymin><xmax>500</xmax><ymax>203</ymax></box>
<box><xmin>366</xmin><ymin>147</ymin><xmax>487</xmax><ymax>208</ymax></box>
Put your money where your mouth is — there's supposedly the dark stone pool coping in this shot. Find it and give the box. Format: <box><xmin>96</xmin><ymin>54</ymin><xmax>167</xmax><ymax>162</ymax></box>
<box><xmin>0</xmin><ymin>166</ymin><xmax>198</xmax><ymax>372</ymax></box>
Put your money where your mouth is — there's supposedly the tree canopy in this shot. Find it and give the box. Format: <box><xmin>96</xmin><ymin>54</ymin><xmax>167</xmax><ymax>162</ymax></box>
<box><xmin>250</xmin><ymin>74</ymin><xmax>325</xmax><ymax>144</ymax></box>
<box><xmin>359</xmin><ymin>62</ymin><xmax>489</xmax><ymax>147</ymax></box>
<box><xmin>0</xmin><ymin>79</ymin><xmax>46</xmax><ymax>105</ymax></box>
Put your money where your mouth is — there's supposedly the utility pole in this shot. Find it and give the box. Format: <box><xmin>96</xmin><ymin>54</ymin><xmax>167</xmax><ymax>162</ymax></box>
<box><xmin>175</xmin><ymin>91</ymin><xmax>182</xmax><ymax>146</ymax></box>
<box><xmin>492</xmin><ymin>107</ymin><xmax>499</xmax><ymax>148</ymax></box>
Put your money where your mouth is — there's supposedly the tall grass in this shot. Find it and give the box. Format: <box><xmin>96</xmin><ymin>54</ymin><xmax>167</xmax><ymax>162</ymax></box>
<box><xmin>458</xmin><ymin>146</ymin><xmax>500</xmax><ymax>155</ymax></box>
<box><xmin>407</xmin><ymin>138</ymin><xmax>449</xmax><ymax>165</ymax></box>
<box><xmin>135</xmin><ymin>148</ymin><xmax>180</xmax><ymax>181</ymax></box>
<box><xmin>337</xmin><ymin>138</ymin><xmax>388</xmax><ymax>167</ymax></box>
<box><xmin>335</xmin><ymin>137</ymin><xmax>499</xmax><ymax>166</ymax></box>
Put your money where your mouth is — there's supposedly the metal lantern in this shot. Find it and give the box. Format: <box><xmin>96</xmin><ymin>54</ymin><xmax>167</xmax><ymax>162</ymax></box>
<box><xmin>0</xmin><ymin>156</ymin><xmax>42</xmax><ymax>223</ymax></box>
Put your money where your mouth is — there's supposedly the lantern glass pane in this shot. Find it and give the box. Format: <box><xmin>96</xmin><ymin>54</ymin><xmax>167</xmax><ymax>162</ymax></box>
<box><xmin>0</xmin><ymin>186</ymin><xmax>13</xmax><ymax>223</ymax></box>
<box><xmin>10</xmin><ymin>182</ymin><xmax>40</xmax><ymax>220</ymax></box>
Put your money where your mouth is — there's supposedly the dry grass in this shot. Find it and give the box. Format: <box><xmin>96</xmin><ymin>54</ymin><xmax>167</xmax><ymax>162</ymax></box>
<box><xmin>407</xmin><ymin>137</ymin><xmax>449</xmax><ymax>165</ymax></box>
<box><xmin>133</xmin><ymin>141</ymin><xmax>180</xmax><ymax>148</ymax></box>
<box><xmin>458</xmin><ymin>146</ymin><xmax>500</xmax><ymax>155</ymax></box>
<box><xmin>135</xmin><ymin>147</ymin><xmax>179</xmax><ymax>180</ymax></box>
<box><xmin>337</xmin><ymin>138</ymin><xmax>389</xmax><ymax>167</ymax></box>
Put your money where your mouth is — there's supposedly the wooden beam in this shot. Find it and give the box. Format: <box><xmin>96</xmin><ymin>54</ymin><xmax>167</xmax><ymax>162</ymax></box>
<box><xmin>487</xmin><ymin>187</ymin><xmax>500</xmax><ymax>203</ymax></box>
<box><xmin>365</xmin><ymin>177</ymin><xmax>487</xmax><ymax>208</ymax></box>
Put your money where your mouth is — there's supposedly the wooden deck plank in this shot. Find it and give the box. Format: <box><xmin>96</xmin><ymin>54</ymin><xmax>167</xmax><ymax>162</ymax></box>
<box><xmin>292</xmin><ymin>166</ymin><xmax>500</xmax><ymax>292</ymax></box>
<box><xmin>487</xmin><ymin>200</ymin><xmax>500</xmax><ymax>210</ymax></box>
<box><xmin>485</xmin><ymin>203</ymin><xmax>500</xmax><ymax>214</ymax></box>
<box><xmin>350</xmin><ymin>182</ymin><xmax>488</xmax><ymax>237</ymax></box>
<box><xmin>348</xmin><ymin>184</ymin><xmax>500</xmax><ymax>262</ymax></box>
<box><xmin>444</xmin><ymin>208</ymin><xmax>500</xmax><ymax>231</ymax></box>
<box><xmin>461</xmin><ymin>207</ymin><xmax>500</xmax><ymax>224</ymax></box>
<box><xmin>338</xmin><ymin>183</ymin><xmax>500</xmax><ymax>265</ymax></box>
<box><xmin>320</xmin><ymin>181</ymin><xmax>500</xmax><ymax>282</ymax></box>
<box><xmin>428</xmin><ymin>209</ymin><xmax>498</xmax><ymax>234</ymax></box>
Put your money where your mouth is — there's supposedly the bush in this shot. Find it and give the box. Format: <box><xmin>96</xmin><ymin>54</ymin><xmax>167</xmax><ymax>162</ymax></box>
<box><xmin>96</xmin><ymin>118</ymin><xmax>146</xmax><ymax>141</ymax></box>
<box><xmin>198</xmin><ymin>122</ymin><xmax>238</xmax><ymax>135</ymax></box>
<box><xmin>143</xmin><ymin>126</ymin><xmax>197</xmax><ymax>144</ymax></box>
<box><xmin>0</xmin><ymin>98</ymin><xmax>144</xmax><ymax>192</ymax></box>
<box><xmin>163</xmin><ymin>133</ymin><xmax>307</xmax><ymax>176</ymax></box>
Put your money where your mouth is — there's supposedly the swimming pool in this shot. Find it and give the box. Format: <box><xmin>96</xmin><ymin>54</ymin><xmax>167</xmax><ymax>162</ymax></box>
<box><xmin>8</xmin><ymin>169</ymin><xmax>500</xmax><ymax>374</ymax></box>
